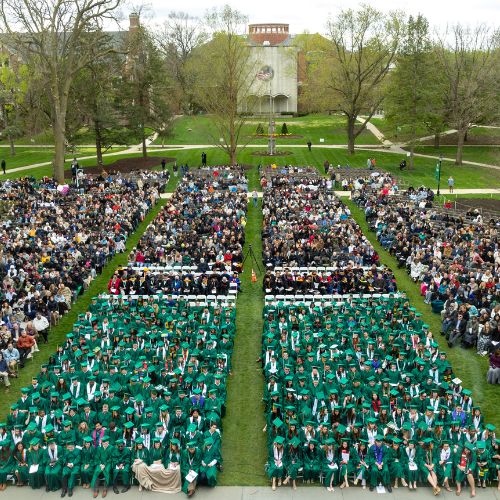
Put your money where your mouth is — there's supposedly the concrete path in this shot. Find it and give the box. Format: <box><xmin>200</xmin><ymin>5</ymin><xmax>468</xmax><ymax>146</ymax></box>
<box><xmin>1</xmin><ymin>485</ymin><xmax>499</xmax><ymax>500</ymax></box>
<box><xmin>4</xmin><ymin>134</ymin><xmax>159</xmax><ymax>175</ymax></box>
<box><xmin>356</xmin><ymin>116</ymin><xmax>395</xmax><ymax>149</ymax></box>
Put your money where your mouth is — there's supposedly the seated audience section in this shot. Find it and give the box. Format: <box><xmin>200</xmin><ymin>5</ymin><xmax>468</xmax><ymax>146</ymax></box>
<box><xmin>354</xmin><ymin>185</ymin><xmax>499</xmax><ymax>354</ymax></box>
<box><xmin>0</xmin><ymin>173</ymin><xmax>165</xmax><ymax>368</ymax></box>
<box><xmin>261</xmin><ymin>168</ymin><xmax>497</xmax><ymax>493</ymax></box>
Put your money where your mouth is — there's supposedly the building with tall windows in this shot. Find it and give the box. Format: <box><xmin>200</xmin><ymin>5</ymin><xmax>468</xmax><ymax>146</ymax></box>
<box><xmin>240</xmin><ymin>23</ymin><xmax>299</xmax><ymax>115</ymax></box>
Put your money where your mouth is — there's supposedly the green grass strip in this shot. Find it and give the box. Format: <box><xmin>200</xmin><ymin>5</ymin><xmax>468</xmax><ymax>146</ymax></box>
<box><xmin>345</xmin><ymin>199</ymin><xmax>500</xmax><ymax>429</ymax></box>
<box><xmin>220</xmin><ymin>167</ymin><xmax>267</xmax><ymax>485</ymax></box>
<box><xmin>0</xmin><ymin>168</ymin><xmax>179</xmax><ymax>418</ymax></box>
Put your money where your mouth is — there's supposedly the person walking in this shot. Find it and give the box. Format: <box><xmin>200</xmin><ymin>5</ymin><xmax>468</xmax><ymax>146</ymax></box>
<box><xmin>448</xmin><ymin>176</ymin><xmax>454</xmax><ymax>193</ymax></box>
<box><xmin>1</xmin><ymin>159</ymin><xmax>5</xmax><ymax>175</ymax></box>
<box><xmin>307</xmin><ymin>141</ymin><xmax>312</xmax><ymax>152</ymax></box>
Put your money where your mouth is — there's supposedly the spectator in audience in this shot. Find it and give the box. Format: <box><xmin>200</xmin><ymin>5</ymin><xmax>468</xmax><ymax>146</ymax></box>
<box><xmin>16</xmin><ymin>330</ymin><xmax>35</xmax><ymax>368</ymax></box>
<box><xmin>0</xmin><ymin>352</ymin><xmax>10</xmax><ymax>387</ymax></box>
<box><xmin>3</xmin><ymin>342</ymin><xmax>19</xmax><ymax>375</ymax></box>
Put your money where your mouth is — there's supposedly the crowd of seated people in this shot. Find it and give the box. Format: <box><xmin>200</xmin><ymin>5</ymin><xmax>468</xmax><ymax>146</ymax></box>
<box><xmin>131</xmin><ymin>172</ymin><xmax>248</xmax><ymax>271</ymax></box>
<box><xmin>107</xmin><ymin>267</ymin><xmax>241</xmax><ymax>296</ymax></box>
<box><xmin>0</xmin><ymin>296</ymin><xmax>233</xmax><ymax>496</ymax></box>
<box><xmin>0</xmin><ymin>175</ymin><xmax>165</xmax><ymax>383</ymax></box>
<box><xmin>356</xmin><ymin>188</ymin><xmax>499</xmax><ymax>364</ymax></box>
<box><xmin>261</xmin><ymin>295</ymin><xmax>499</xmax><ymax>494</ymax></box>
<box><xmin>262</xmin><ymin>177</ymin><xmax>380</xmax><ymax>268</ymax></box>
<box><xmin>263</xmin><ymin>266</ymin><xmax>397</xmax><ymax>295</ymax></box>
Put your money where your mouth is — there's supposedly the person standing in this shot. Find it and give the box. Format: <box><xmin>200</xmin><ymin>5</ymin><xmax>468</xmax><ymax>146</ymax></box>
<box><xmin>324</xmin><ymin>160</ymin><xmax>330</xmax><ymax>175</ymax></box>
<box><xmin>1</xmin><ymin>159</ymin><xmax>5</xmax><ymax>175</ymax></box>
<box><xmin>161</xmin><ymin>159</ymin><xmax>166</xmax><ymax>172</ymax></box>
<box><xmin>448</xmin><ymin>176</ymin><xmax>454</xmax><ymax>193</ymax></box>
<box><xmin>307</xmin><ymin>141</ymin><xmax>312</xmax><ymax>152</ymax></box>
<box><xmin>201</xmin><ymin>152</ymin><xmax>207</xmax><ymax>167</ymax></box>
<box><xmin>252</xmin><ymin>190</ymin><xmax>258</xmax><ymax>207</ymax></box>
<box><xmin>367</xmin><ymin>158</ymin><xmax>372</xmax><ymax>170</ymax></box>
<box><xmin>173</xmin><ymin>162</ymin><xmax>178</xmax><ymax>177</ymax></box>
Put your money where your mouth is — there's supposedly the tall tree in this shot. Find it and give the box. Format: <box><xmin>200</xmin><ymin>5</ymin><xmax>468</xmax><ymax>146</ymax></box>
<box><xmin>193</xmin><ymin>5</ymin><xmax>256</xmax><ymax>165</ymax></box>
<box><xmin>121</xmin><ymin>22</ymin><xmax>172</xmax><ymax>158</ymax></box>
<box><xmin>155</xmin><ymin>11</ymin><xmax>207</xmax><ymax>113</ymax></box>
<box><xmin>0</xmin><ymin>0</ymin><xmax>122</xmax><ymax>181</ymax></box>
<box><xmin>436</xmin><ymin>24</ymin><xmax>499</xmax><ymax>165</ymax></box>
<box><xmin>70</xmin><ymin>50</ymin><xmax>125</xmax><ymax>165</ymax></box>
<box><xmin>323</xmin><ymin>5</ymin><xmax>403</xmax><ymax>154</ymax></box>
<box><xmin>0</xmin><ymin>57</ymin><xmax>29</xmax><ymax>155</ymax></box>
<box><xmin>384</xmin><ymin>14</ymin><xmax>446</xmax><ymax>168</ymax></box>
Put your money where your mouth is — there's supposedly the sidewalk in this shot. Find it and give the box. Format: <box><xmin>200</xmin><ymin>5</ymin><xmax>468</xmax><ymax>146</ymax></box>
<box><xmin>1</xmin><ymin>485</ymin><xmax>499</xmax><ymax>500</ymax></box>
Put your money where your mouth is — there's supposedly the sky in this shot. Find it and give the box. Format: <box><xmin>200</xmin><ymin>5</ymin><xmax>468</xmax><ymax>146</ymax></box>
<box><xmin>130</xmin><ymin>0</ymin><xmax>498</xmax><ymax>34</ymax></box>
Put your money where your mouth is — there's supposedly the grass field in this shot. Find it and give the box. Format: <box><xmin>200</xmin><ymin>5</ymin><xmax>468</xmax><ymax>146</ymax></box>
<box><xmin>154</xmin><ymin>114</ymin><xmax>381</xmax><ymax>146</ymax></box>
<box><xmin>413</xmin><ymin>145</ymin><xmax>500</xmax><ymax>167</ymax></box>
<box><xmin>345</xmin><ymin>200</ymin><xmax>500</xmax><ymax>429</ymax></box>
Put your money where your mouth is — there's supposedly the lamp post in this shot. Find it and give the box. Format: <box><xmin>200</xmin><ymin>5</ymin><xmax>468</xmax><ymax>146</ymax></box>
<box><xmin>436</xmin><ymin>154</ymin><xmax>443</xmax><ymax>196</ymax></box>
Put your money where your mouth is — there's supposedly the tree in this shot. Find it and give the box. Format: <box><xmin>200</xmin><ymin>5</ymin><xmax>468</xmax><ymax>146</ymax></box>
<box><xmin>154</xmin><ymin>11</ymin><xmax>207</xmax><ymax>113</ymax></box>
<box><xmin>0</xmin><ymin>57</ymin><xmax>29</xmax><ymax>155</ymax></box>
<box><xmin>70</xmin><ymin>50</ymin><xmax>125</xmax><ymax>164</ymax></box>
<box><xmin>121</xmin><ymin>23</ymin><xmax>172</xmax><ymax>158</ymax></box>
<box><xmin>436</xmin><ymin>24</ymin><xmax>499</xmax><ymax>165</ymax></box>
<box><xmin>384</xmin><ymin>15</ymin><xmax>446</xmax><ymax>168</ymax></box>
<box><xmin>192</xmin><ymin>5</ymin><xmax>257</xmax><ymax>165</ymax></box>
<box><xmin>0</xmin><ymin>0</ymin><xmax>122</xmax><ymax>181</ymax></box>
<box><xmin>323</xmin><ymin>5</ymin><xmax>403</xmax><ymax>154</ymax></box>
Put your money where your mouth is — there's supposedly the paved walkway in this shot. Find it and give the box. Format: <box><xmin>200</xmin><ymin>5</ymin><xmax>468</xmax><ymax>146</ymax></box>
<box><xmin>1</xmin><ymin>485</ymin><xmax>499</xmax><ymax>500</ymax></box>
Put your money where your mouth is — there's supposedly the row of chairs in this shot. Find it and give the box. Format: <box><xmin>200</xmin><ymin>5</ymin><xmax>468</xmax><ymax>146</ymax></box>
<box><xmin>271</xmin><ymin>265</ymin><xmax>386</xmax><ymax>273</ymax></box>
<box><xmin>264</xmin><ymin>292</ymin><xmax>404</xmax><ymax>304</ymax></box>
<box><xmin>99</xmin><ymin>293</ymin><xmax>237</xmax><ymax>305</ymax></box>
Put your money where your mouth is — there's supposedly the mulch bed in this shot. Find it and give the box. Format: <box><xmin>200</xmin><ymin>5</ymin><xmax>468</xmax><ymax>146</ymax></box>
<box><xmin>251</xmin><ymin>151</ymin><xmax>293</xmax><ymax>157</ymax></box>
<box><xmin>64</xmin><ymin>156</ymin><xmax>175</xmax><ymax>179</ymax></box>
<box><xmin>251</xmin><ymin>134</ymin><xmax>304</xmax><ymax>140</ymax></box>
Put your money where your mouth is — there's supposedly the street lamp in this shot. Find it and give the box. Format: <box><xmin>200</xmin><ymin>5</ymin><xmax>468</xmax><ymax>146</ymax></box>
<box><xmin>436</xmin><ymin>154</ymin><xmax>443</xmax><ymax>196</ymax></box>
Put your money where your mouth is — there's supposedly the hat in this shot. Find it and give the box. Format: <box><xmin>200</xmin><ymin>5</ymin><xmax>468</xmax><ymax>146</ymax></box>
<box><xmin>274</xmin><ymin>436</ymin><xmax>285</xmax><ymax>445</ymax></box>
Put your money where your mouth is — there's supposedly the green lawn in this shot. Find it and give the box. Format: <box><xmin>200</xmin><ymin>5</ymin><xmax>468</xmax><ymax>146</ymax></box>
<box><xmin>220</xmin><ymin>197</ymin><xmax>267</xmax><ymax>486</ymax></box>
<box><xmin>345</xmin><ymin>200</ymin><xmax>500</xmax><ymax>429</ymax></box>
<box><xmin>369</xmin><ymin>117</ymin><xmax>431</xmax><ymax>142</ymax></box>
<box><xmin>155</xmin><ymin>113</ymin><xmax>381</xmax><ymax>146</ymax></box>
<box><xmin>412</xmin><ymin>145</ymin><xmax>500</xmax><ymax>167</ymax></box>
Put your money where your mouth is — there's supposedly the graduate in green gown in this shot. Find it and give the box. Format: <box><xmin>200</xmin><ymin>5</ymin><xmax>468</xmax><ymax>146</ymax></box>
<box><xmin>321</xmin><ymin>438</ymin><xmax>338</xmax><ymax>491</ymax></box>
<box><xmin>437</xmin><ymin>441</ymin><xmax>454</xmax><ymax>492</ymax></box>
<box><xmin>61</xmin><ymin>441</ymin><xmax>81</xmax><ymax>497</ymax></box>
<box><xmin>0</xmin><ymin>439</ymin><xmax>13</xmax><ymax>490</ymax></box>
<box><xmin>387</xmin><ymin>438</ymin><xmax>407</xmax><ymax>488</ymax></box>
<box><xmin>199</xmin><ymin>436</ymin><xmax>220</xmax><ymax>488</ymax></box>
<box><xmin>338</xmin><ymin>438</ymin><xmax>360</xmax><ymax>489</ymax></box>
<box><xmin>44</xmin><ymin>438</ymin><xmax>63</xmax><ymax>492</ymax></box>
<box><xmin>475</xmin><ymin>441</ymin><xmax>491</xmax><ymax>489</ymax></box>
<box><xmin>267</xmin><ymin>436</ymin><xmax>286</xmax><ymax>490</ymax></box>
<box><xmin>367</xmin><ymin>435</ymin><xmax>391</xmax><ymax>492</ymax></box>
<box><xmin>180</xmin><ymin>441</ymin><xmax>201</xmax><ymax>497</ymax></box>
<box><xmin>283</xmin><ymin>436</ymin><xmax>302</xmax><ymax>490</ymax></box>
<box><xmin>27</xmin><ymin>438</ymin><xmax>45</xmax><ymax>489</ymax></box>
<box><xmin>91</xmin><ymin>436</ymin><xmax>114</xmax><ymax>497</ymax></box>
<box><xmin>454</xmin><ymin>442</ymin><xmax>476</xmax><ymax>497</ymax></box>
<box><xmin>12</xmin><ymin>441</ymin><xmax>29</xmax><ymax>486</ymax></box>
<box><xmin>303</xmin><ymin>439</ymin><xmax>321</xmax><ymax>483</ymax></box>
<box><xmin>417</xmin><ymin>438</ymin><xmax>441</xmax><ymax>495</ymax></box>
<box><xmin>112</xmin><ymin>439</ymin><xmax>131</xmax><ymax>493</ymax></box>
<box><xmin>79</xmin><ymin>437</ymin><xmax>94</xmax><ymax>488</ymax></box>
